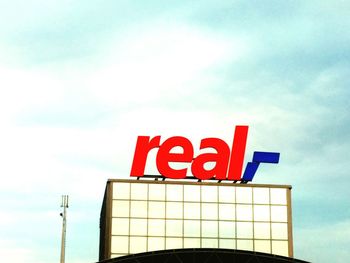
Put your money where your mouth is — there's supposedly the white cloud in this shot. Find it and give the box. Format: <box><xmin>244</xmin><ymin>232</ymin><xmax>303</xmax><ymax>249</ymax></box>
<box><xmin>84</xmin><ymin>23</ymin><xmax>248</xmax><ymax>107</ymax></box>
<box><xmin>0</xmin><ymin>246</ymin><xmax>38</xmax><ymax>263</ymax></box>
<box><xmin>0</xmin><ymin>65</ymin><xmax>64</xmax><ymax>124</ymax></box>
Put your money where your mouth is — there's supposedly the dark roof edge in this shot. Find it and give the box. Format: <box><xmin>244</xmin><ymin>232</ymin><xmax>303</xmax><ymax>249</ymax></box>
<box><xmin>97</xmin><ymin>248</ymin><xmax>308</xmax><ymax>263</ymax></box>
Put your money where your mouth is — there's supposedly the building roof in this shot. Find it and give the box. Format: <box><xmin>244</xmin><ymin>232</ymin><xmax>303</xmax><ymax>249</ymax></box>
<box><xmin>97</xmin><ymin>248</ymin><xmax>309</xmax><ymax>263</ymax></box>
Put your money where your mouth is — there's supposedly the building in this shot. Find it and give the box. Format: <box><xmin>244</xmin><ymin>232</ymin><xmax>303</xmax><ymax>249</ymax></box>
<box><xmin>98</xmin><ymin>178</ymin><xmax>308</xmax><ymax>262</ymax></box>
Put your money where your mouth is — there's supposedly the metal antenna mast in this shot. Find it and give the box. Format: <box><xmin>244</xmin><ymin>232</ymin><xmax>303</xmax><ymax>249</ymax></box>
<box><xmin>60</xmin><ymin>195</ymin><xmax>69</xmax><ymax>263</ymax></box>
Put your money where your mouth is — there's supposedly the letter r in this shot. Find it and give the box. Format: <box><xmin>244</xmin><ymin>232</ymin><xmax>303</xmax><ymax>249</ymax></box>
<box><xmin>130</xmin><ymin>136</ymin><xmax>161</xmax><ymax>177</ymax></box>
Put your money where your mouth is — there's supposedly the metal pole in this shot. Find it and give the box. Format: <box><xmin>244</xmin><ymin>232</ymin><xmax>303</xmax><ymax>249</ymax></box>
<box><xmin>60</xmin><ymin>195</ymin><xmax>69</xmax><ymax>263</ymax></box>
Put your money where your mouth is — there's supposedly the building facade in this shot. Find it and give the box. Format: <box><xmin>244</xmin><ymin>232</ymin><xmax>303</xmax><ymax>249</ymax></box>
<box><xmin>99</xmin><ymin>178</ymin><xmax>294</xmax><ymax>261</ymax></box>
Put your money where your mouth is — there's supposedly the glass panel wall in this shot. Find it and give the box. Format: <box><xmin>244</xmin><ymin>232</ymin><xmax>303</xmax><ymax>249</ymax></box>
<box><xmin>109</xmin><ymin>181</ymin><xmax>291</xmax><ymax>258</ymax></box>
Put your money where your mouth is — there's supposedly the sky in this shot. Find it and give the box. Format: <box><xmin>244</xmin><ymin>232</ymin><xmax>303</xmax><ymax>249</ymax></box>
<box><xmin>0</xmin><ymin>1</ymin><xmax>349</xmax><ymax>262</ymax></box>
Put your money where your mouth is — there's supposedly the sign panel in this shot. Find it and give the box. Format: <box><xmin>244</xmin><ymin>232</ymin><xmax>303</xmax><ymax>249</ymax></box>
<box><xmin>130</xmin><ymin>126</ymin><xmax>280</xmax><ymax>181</ymax></box>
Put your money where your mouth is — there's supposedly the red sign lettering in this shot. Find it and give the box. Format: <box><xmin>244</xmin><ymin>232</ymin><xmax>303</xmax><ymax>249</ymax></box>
<box><xmin>130</xmin><ymin>126</ymin><xmax>248</xmax><ymax>180</ymax></box>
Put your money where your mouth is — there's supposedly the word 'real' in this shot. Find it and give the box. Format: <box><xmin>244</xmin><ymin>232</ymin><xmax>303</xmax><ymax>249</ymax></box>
<box><xmin>130</xmin><ymin>126</ymin><xmax>279</xmax><ymax>182</ymax></box>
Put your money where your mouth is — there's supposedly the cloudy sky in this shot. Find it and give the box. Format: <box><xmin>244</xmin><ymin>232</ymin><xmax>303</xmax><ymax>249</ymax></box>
<box><xmin>0</xmin><ymin>1</ymin><xmax>349</xmax><ymax>262</ymax></box>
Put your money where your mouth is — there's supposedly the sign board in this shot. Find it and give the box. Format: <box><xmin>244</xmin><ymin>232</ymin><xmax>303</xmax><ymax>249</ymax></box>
<box><xmin>130</xmin><ymin>126</ymin><xmax>280</xmax><ymax>182</ymax></box>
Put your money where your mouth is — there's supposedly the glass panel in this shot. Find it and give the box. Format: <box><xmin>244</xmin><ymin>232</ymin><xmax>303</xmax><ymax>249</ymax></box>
<box><xmin>201</xmin><ymin>185</ymin><xmax>218</xmax><ymax>202</ymax></box>
<box><xmin>184</xmin><ymin>185</ymin><xmax>200</xmax><ymax>201</ymax></box>
<box><xmin>219</xmin><ymin>221</ymin><xmax>235</xmax><ymax>238</ymax></box>
<box><xmin>149</xmin><ymin>184</ymin><xmax>165</xmax><ymax>200</ymax></box>
<box><xmin>166</xmin><ymin>238</ymin><xmax>183</xmax><ymax>249</ymax></box>
<box><xmin>148</xmin><ymin>201</ymin><xmax>165</xmax><ymax>218</ymax></box>
<box><xmin>184</xmin><ymin>203</ymin><xmax>200</xmax><ymax>219</ymax></box>
<box><xmin>270</xmin><ymin>188</ymin><xmax>287</xmax><ymax>205</ymax></box>
<box><xmin>184</xmin><ymin>238</ymin><xmax>200</xmax><ymax>248</ymax></box>
<box><xmin>111</xmin><ymin>218</ymin><xmax>129</xmax><ymax>235</ymax></box>
<box><xmin>111</xmin><ymin>254</ymin><xmax>126</xmax><ymax>258</ymax></box>
<box><xmin>130</xmin><ymin>218</ymin><xmax>147</xmax><ymax>235</ymax></box>
<box><xmin>236</xmin><ymin>239</ymin><xmax>253</xmax><ymax>251</ymax></box>
<box><xmin>202</xmin><ymin>203</ymin><xmax>218</xmax><ymax>220</ymax></box>
<box><xmin>166</xmin><ymin>202</ymin><xmax>183</xmax><ymax>219</ymax></box>
<box><xmin>130</xmin><ymin>201</ymin><xmax>147</xmax><ymax>218</ymax></box>
<box><xmin>129</xmin><ymin>236</ymin><xmax>147</xmax><ymax>254</ymax></box>
<box><xmin>253</xmin><ymin>188</ymin><xmax>269</xmax><ymax>204</ymax></box>
<box><xmin>202</xmin><ymin>221</ymin><xmax>218</xmax><ymax>237</ymax></box>
<box><xmin>148</xmin><ymin>237</ymin><xmax>165</xmax><ymax>251</ymax></box>
<box><xmin>236</xmin><ymin>222</ymin><xmax>253</xmax><ymax>238</ymax></box>
<box><xmin>236</xmin><ymin>187</ymin><xmax>252</xmax><ymax>204</ymax></box>
<box><xmin>219</xmin><ymin>239</ymin><xmax>236</xmax><ymax>249</ymax></box>
<box><xmin>111</xmin><ymin>236</ymin><xmax>129</xmax><ymax>253</ymax></box>
<box><xmin>253</xmin><ymin>205</ymin><xmax>270</xmax><ymax>221</ymax></box>
<box><xmin>254</xmin><ymin>222</ymin><xmax>270</xmax><ymax>239</ymax></box>
<box><xmin>148</xmin><ymin>219</ymin><xmax>165</xmax><ymax>236</ymax></box>
<box><xmin>272</xmin><ymin>240</ymin><xmax>289</xmax><ymax>257</ymax></box>
<box><xmin>167</xmin><ymin>185</ymin><xmax>183</xmax><ymax>201</ymax></box>
<box><xmin>130</xmin><ymin>183</ymin><xmax>148</xmax><ymax>200</ymax></box>
<box><xmin>236</xmin><ymin>204</ymin><xmax>253</xmax><ymax>221</ymax></box>
<box><xmin>271</xmin><ymin>206</ymin><xmax>288</xmax><ymax>222</ymax></box>
<box><xmin>254</xmin><ymin>240</ymin><xmax>271</xmax><ymax>254</ymax></box>
<box><xmin>202</xmin><ymin>238</ymin><xmax>218</xmax><ymax>248</ymax></box>
<box><xmin>184</xmin><ymin>220</ymin><xmax>200</xmax><ymax>237</ymax></box>
<box><xmin>113</xmin><ymin>183</ymin><xmax>130</xmax><ymax>200</ymax></box>
<box><xmin>219</xmin><ymin>204</ymin><xmax>235</xmax><ymax>220</ymax></box>
<box><xmin>166</xmin><ymin>219</ymin><xmax>183</xmax><ymax>237</ymax></box>
<box><xmin>271</xmin><ymin>223</ymin><xmax>288</xmax><ymax>239</ymax></box>
<box><xmin>219</xmin><ymin>186</ymin><xmax>235</xmax><ymax>203</ymax></box>
<box><xmin>112</xmin><ymin>200</ymin><xmax>129</xmax><ymax>217</ymax></box>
